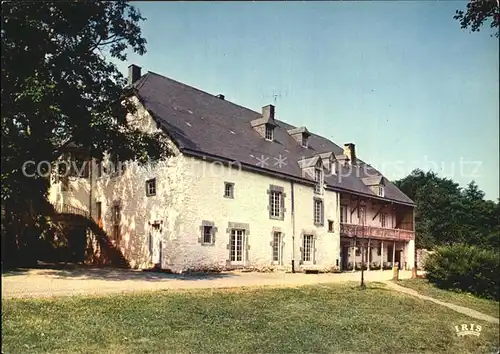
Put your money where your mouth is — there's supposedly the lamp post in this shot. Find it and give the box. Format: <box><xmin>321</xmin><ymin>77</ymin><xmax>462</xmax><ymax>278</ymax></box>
<box><xmin>360</xmin><ymin>239</ymin><xmax>366</xmax><ymax>289</ymax></box>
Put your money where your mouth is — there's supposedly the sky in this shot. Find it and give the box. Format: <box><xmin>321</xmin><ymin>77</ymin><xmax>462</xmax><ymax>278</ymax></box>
<box><xmin>115</xmin><ymin>1</ymin><xmax>499</xmax><ymax>200</ymax></box>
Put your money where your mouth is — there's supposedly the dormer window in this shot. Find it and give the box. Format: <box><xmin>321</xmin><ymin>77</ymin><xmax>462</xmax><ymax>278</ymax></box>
<box><xmin>287</xmin><ymin>126</ymin><xmax>310</xmax><ymax>148</ymax></box>
<box><xmin>265</xmin><ymin>124</ymin><xmax>274</xmax><ymax>141</ymax></box>
<box><xmin>314</xmin><ymin>168</ymin><xmax>323</xmax><ymax>194</ymax></box>
<box><xmin>301</xmin><ymin>135</ymin><xmax>308</xmax><ymax>148</ymax></box>
<box><xmin>376</xmin><ymin>185</ymin><xmax>385</xmax><ymax>197</ymax></box>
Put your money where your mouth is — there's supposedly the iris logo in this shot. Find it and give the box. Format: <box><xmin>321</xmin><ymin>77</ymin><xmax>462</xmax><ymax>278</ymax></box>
<box><xmin>454</xmin><ymin>324</ymin><xmax>482</xmax><ymax>337</ymax></box>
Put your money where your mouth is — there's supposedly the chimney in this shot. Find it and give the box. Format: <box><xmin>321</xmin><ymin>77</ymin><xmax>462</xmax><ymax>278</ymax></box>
<box><xmin>128</xmin><ymin>64</ymin><xmax>142</xmax><ymax>86</ymax></box>
<box><xmin>262</xmin><ymin>104</ymin><xmax>275</xmax><ymax>121</ymax></box>
<box><xmin>216</xmin><ymin>94</ymin><xmax>225</xmax><ymax>100</ymax></box>
<box><xmin>344</xmin><ymin>143</ymin><xmax>356</xmax><ymax>165</ymax></box>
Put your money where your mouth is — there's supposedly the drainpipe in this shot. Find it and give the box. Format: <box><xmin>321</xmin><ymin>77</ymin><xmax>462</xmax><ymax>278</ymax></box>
<box><xmin>291</xmin><ymin>181</ymin><xmax>296</xmax><ymax>273</ymax></box>
<box><xmin>88</xmin><ymin>156</ymin><xmax>92</xmax><ymax>220</ymax></box>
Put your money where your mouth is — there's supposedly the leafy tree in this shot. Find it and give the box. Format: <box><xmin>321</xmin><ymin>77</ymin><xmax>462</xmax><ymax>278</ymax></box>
<box><xmin>394</xmin><ymin>170</ymin><xmax>499</xmax><ymax>251</ymax></box>
<box><xmin>454</xmin><ymin>0</ymin><xmax>500</xmax><ymax>37</ymax></box>
<box><xmin>1</xmin><ymin>1</ymin><xmax>171</xmax><ymax>266</ymax></box>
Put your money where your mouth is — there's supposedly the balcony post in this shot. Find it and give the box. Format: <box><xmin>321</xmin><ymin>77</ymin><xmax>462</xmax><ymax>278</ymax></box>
<box><xmin>392</xmin><ymin>240</ymin><xmax>396</xmax><ymax>268</ymax></box>
<box><xmin>380</xmin><ymin>240</ymin><xmax>384</xmax><ymax>270</ymax></box>
<box><xmin>367</xmin><ymin>238</ymin><xmax>371</xmax><ymax>271</ymax></box>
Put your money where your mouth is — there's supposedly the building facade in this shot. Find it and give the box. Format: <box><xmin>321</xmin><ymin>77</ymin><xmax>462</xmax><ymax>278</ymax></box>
<box><xmin>48</xmin><ymin>65</ymin><xmax>416</xmax><ymax>273</ymax></box>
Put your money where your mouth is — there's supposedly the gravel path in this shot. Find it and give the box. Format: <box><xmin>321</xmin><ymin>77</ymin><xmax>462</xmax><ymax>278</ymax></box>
<box><xmin>384</xmin><ymin>281</ymin><xmax>500</xmax><ymax>325</ymax></box>
<box><xmin>2</xmin><ymin>267</ymin><xmax>412</xmax><ymax>299</ymax></box>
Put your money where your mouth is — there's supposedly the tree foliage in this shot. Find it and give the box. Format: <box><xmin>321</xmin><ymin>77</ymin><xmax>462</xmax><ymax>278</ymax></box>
<box><xmin>394</xmin><ymin>170</ymin><xmax>499</xmax><ymax>250</ymax></box>
<box><xmin>1</xmin><ymin>1</ymin><xmax>171</xmax><ymax>266</ymax></box>
<box><xmin>454</xmin><ymin>0</ymin><xmax>500</xmax><ymax>37</ymax></box>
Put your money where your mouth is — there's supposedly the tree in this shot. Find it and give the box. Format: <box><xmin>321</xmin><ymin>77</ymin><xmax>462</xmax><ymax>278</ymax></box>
<box><xmin>394</xmin><ymin>170</ymin><xmax>499</xmax><ymax>251</ymax></box>
<box><xmin>454</xmin><ymin>0</ymin><xmax>500</xmax><ymax>37</ymax></box>
<box><xmin>1</xmin><ymin>1</ymin><xmax>171</xmax><ymax>266</ymax></box>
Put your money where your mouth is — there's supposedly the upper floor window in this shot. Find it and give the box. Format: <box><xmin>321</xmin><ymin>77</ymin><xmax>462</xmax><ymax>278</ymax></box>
<box><xmin>314</xmin><ymin>198</ymin><xmax>324</xmax><ymax>226</ymax></box>
<box><xmin>380</xmin><ymin>212</ymin><xmax>387</xmax><ymax>228</ymax></box>
<box><xmin>340</xmin><ymin>205</ymin><xmax>348</xmax><ymax>223</ymax></box>
<box><xmin>265</xmin><ymin>124</ymin><xmax>274</xmax><ymax>141</ymax></box>
<box><xmin>146</xmin><ymin>178</ymin><xmax>156</xmax><ymax>196</ymax></box>
<box><xmin>270</xmin><ymin>191</ymin><xmax>282</xmax><ymax>218</ymax></box>
<box><xmin>301</xmin><ymin>135</ymin><xmax>308</xmax><ymax>148</ymax></box>
<box><xmin>314</xmin><ymin>168</ymin><xmax>323</xmax><ymax>194</ymax></box>
<box><xmin>203</xmin><ymin>225</ymin><xmax>213</xmax><ymax>244</ymax></box>
<box><xmin>224</xmin><ymin>182</ymin><xmax>234</xmax><ymax>199</ymax></box>
<box><xmin>376</xmin><ymin>185</ymin><xmax>385</xmax><ymax>197</ymax></box>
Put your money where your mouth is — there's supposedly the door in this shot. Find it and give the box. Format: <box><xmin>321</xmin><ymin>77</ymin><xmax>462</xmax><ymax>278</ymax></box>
<box><xmin>341</xmin><ymin>246</ymin><xmax>349</xmax><ymax>271</ymax></box>
<box><xmin>149</xmin><ymin>226</ymin><xmax>162</xmax><ymax>266</ymax></box>
<box><xmin>395</xmin><ymin>250</ymin><xmax>402</xmax><ymax>270</ymax></box>
<box><xmin>230</xmin><ymin>229</ymin><xmax>245</xmax><ymax>265</ymax></box>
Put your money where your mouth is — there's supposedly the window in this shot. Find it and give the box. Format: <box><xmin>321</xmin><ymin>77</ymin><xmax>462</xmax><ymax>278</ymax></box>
<box><xmin>328</xmin><ymin>220</ymin><xmax>334</xmax><ymax>232</ymax></box>
<box><xmin>230</xmin><ymin>229</ymin><xmax>245</xmax><ymax>262</ymax></box>
<box><xmin>203</xmin><ymin>226</ymin><xmax>213</xmax><ymax>244</ymax></box>
<box><xmin>376</xmin><ymin>185</ymin><xmax>385</xmax><ymax>197</ymax></box>
<box><xmin>224</xmin><ymin>182</ymin><xmax>234</xmax><ymax>199</ymax></box>
<box><xmin>314</xmin><ymin>199</ymin><xmax>323</xmax><ymax>226</ymax></box>
<box><xmin>359</xmin><ymin>206</ymin><xmax>366</xmax><ymax>225</ymax></box>
<box><xmin>265</xmin><ymin>124</ymin><xmax>274</xmax><ymax>141</ymax></box>
<box><xmin>356</xmin><ymin>247</ymin><xmax>361</xmax><ymax>256</ymax></box>
<box><xmin>96</xmin><ymin>160</ymin><xmax>102</xmax><ymax>178</ymax></box>
<box><xmin>272</xmin><ymin>232</ymin><xmax>282</xmax><ymax>264</ymax></box>
<box><xmin>270</xmin><ymin>191</ymin><xmax>282</xmax><ymax>218</ymax></box>
<box><xmin>96</xmin><ymin>202</ymin><xmax>102</xmax><ymax>220</ymax></box>
<box><xmin>301</xmin><ymin>135</ymin><xmax>308</xmax><ymax>148</ymax></box>
<box><xmin>377</xmin><ymin>244</ymin><xmax>382</xmax><ymax>256</ymax></box>
<box><xmin>302</xmin><ymin>234</ymin><xmax>314</xmax><ymax>262</ymax></box>
<box><xmin>340</xmin><ymin>205</ymin><xmax>348</xmax><ymax>223</ymax></box>
<box><xmin>314</xmin><ymin>168</ymin><xmax>323</xmax><ymax>194</ymax></box>
<box><xmin>111</xmin><ymin>204</ymin><xmax>120</xmax><ymax>241</ymax></box>
<box><xmin>380</xmin><ymin>212</ymin><xmax>387</xmax><ymax>227</ymax></box>
<box><xmin>146</xmin><ymin>178</ymin><xmax>156</xmax><ymax>196</ymax></box>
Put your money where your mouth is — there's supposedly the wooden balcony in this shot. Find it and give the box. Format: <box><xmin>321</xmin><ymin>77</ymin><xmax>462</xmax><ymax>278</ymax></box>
<box><xmin>340</xmin><ymin>222</ymin><xmax>414</xmax><ymax>241</ymax></box>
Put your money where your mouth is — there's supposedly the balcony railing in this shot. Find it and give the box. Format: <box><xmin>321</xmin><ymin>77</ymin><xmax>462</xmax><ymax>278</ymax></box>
<box><xmin>54</xmin><ymin>203</ymin><xmax>90</xmax><ymax>218</ymax></box>
<box><xmin>340</xmin><ymin>222</ymin><xmax>414</xmax><ymax>241</ymax></box>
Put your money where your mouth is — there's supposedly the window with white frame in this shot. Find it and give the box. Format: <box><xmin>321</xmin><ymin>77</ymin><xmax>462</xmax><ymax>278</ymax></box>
<box><xmin>314</xmin><ymin>168</ymin><xmax>323</xmax><ymax>194</ymax></box>
<box><xmin>272</xmin><ymin>232</ymin><xmax>283</xmax><ymax>264</ymax></box>
<box><xmin>314</xmin><ymin>198</ymin><xmax>323</xmax><ymax>226</ymax></box>
<box><xmin>146</xmin><ymin>178</ymin><xmax>156</xmax><ymax>196</ymax></box>
<box><xmin>376</xmin><ymin>185</ymin><xmax>385</xmax><ymax>197</ymax></box>
<box><xmin>302</xmin><ymin>234</ymin><xmax>314</xmax><ymax>262</ymax></box>
<box><xmin>380</xmin><ymin>212</ymin><xmax>387</xmax><ymax>227</ymax></box>
<box><xmin>230</xmin><ymin>229</ymin><xmax>245</xmax><ymax>262</ymax></box>
<box><xmin>224</xmin><ymin>182</ymin><xmax>234</xmax><ymax>199</ymax></box>
<box><xmin>270</xmin><ymin>191</ymin><xmax>282</xmax><ymax>218</ymax></box>
<box><xmin>265</xmin><ymin>124</ymin><xmax>274</xmax><ymax>141</ymax></box>
<box><xmin>340</xmin><ymin>205</ymin><xmax>348</xmax><ymax>223</ymax></box>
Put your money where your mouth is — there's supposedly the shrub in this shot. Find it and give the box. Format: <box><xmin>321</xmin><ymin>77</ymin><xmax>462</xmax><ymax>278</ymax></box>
<box><xmin>424</xmin><ymin>244</ymin><xmax>499</xmax><ymax>300</ymax></box>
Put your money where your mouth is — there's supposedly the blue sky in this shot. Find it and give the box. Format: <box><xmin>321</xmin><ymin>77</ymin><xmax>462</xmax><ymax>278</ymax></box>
<box><xmin>116</xmin><ymin>1</ymin><xmax>499</xmax><ymax>200</ymax></box>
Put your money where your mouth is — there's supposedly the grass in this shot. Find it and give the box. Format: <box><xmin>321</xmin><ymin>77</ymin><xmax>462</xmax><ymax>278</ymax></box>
<box><xmin>396</xmin><ymin>278</ymin><xmax>500</xmax><ymax>318</ymax></box>
<box><xmin>2</xmin><ymin>282</ymin><xmax>499</xmax><ymax>354</ymax></box>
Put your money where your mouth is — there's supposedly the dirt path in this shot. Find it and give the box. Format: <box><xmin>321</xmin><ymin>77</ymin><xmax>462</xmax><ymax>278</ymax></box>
<box><xmin>2</xmin><ymin>268</ymin><xmax>413</xmax><ymax>299</ymax></box>
<box><xmin>384</xmin><ymin>281</ymin><xmax>499</xmax><ymax>325</ymax></box>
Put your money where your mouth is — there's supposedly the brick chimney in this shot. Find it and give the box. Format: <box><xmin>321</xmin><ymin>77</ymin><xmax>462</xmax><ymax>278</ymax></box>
<box><xmin>344</xmin><ymin>143</ymin><xmax>356</xmax><ymax>165</ymax></box>
<box><xmin>128</xmin><ymin>64</ymin><xmax>142</xmax><ymax>86</ymax></box>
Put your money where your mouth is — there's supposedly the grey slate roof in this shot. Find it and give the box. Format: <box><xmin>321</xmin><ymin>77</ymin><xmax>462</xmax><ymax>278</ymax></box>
<box><xmin>133</xmin><ymin>71</ymin><xmax>415</xmax><ymax>206</ymax></box>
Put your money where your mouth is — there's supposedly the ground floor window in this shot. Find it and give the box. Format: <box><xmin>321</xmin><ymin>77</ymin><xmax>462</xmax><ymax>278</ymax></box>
<box><xmin>230</xmin><ymin>229</ymin><xmax>245</xmax><ymax>262</ymax></box>
<box><xmin>272</xmin><ymin>232</ymin><xmax>282</xmax><ymax>264</ymax></box>
<box><xmin>302</xmin><ymin>234</ymin><xmax>314</xmax><ymax>262</ymax></box>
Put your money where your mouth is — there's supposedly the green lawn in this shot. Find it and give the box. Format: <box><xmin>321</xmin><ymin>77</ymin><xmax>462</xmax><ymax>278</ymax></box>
<box><xmin>2</xmin><ymin>283</ymin><xmax>499</xmax><ymax>354</ymax></box>
<box><xmin>396</xmin><ymin>278</ymin><xmax>500</xmax><ymax>318</ymax></box>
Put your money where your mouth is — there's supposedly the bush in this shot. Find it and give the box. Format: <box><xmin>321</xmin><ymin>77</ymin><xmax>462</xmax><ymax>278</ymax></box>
<box><xmin>424</xmin><ymin>244</ymin><xmax>499</xmax><ymax>300</ymax></box>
